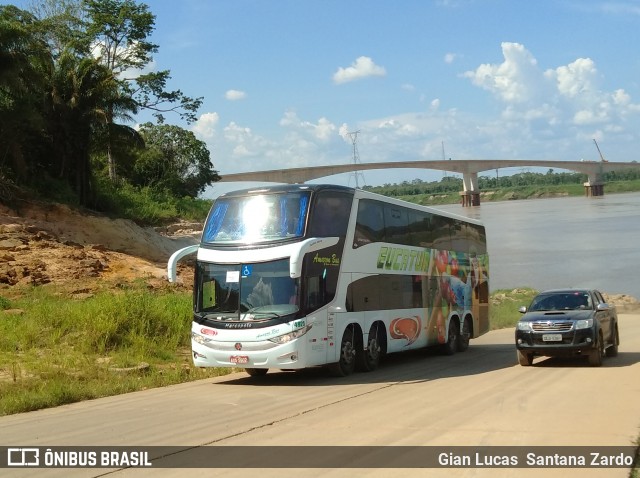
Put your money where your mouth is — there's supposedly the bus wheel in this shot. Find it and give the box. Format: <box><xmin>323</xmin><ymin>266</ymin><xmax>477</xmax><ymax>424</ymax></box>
<box><xmin>457</xmin><ymin>318</ymin><xmax>471</xmax><ymax>352</ymax></box>
<box><xmin>329</xmin><ymin>326</ymin><xmax>357</xmax><ymax>376</ymax></box>
<box><xmin>441</xmin><ymin>319</ymin><xmax>459</xmax><ymax>355</ymax></box>
<box><xmin>245</xmin><ymin>368</ymin><xmax>268</xmax><ymax>377</ymax></box>
<box><xmin>358</xmin><ymin>323</ymin><xmax>384</xmax><ymax>372</ymax></box>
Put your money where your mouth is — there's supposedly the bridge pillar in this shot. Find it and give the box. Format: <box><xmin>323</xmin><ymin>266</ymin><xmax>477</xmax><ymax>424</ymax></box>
<box><xmin>583</xmin><ymin>173</ymin><xmax>604</xmax><ymax>197</ymax></box>
<box><xmin>460</xmin><ymin>172</ymin><xmax>480</xmax><ymax>207</ymax></box>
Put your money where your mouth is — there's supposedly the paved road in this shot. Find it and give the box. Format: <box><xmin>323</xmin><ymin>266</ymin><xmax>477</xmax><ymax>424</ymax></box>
<box><xmin>1</xmin><ymin>315</ymin><xmax>639</xmax><ymax>478</ymax></box>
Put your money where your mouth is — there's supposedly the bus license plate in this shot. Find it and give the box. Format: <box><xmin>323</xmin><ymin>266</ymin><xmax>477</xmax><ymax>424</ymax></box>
<box><xmin>542</xmin><ymin>334</ymin><xmax>562</xmax><ymax>342</ymax></box>
<box><xmin>230</xmin><ymin>355</ymin><xmax>249</xmax><ymax>364</ymax></box>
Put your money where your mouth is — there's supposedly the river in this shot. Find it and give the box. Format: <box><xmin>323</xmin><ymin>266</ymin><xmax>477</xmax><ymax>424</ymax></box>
<box><xmin>437</xmin><ymin>191</ymin><xmax>640</xmax><ymax>300</ymax></box>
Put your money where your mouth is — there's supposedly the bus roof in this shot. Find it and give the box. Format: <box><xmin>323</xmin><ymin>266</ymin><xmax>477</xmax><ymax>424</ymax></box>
<box><xmin>214</xmin><ymin>183</ymin><xmax>483</xmax><ymax>227</ymax></box>
<box><xmin>216</xmin><ymin>183</ymin><xmax>354</xmax><ymax>198</ymax></box>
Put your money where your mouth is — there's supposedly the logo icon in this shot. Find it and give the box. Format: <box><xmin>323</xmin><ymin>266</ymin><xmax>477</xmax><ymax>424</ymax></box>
<box><xmin>8</xmin><ymin>448</ymin><xmax>40</xmax><ymax>467</ymax></box>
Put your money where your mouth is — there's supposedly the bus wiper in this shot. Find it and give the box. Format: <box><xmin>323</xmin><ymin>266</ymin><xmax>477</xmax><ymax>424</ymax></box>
<box><xmin>245</xmin><ymin>307</ymin><xmax>282</xmax><ymax>318</ymax></box>
<box><xmin>201</xmin><ymin>311</ymin><xmax>238</xmax><ymax>320</ymax></box>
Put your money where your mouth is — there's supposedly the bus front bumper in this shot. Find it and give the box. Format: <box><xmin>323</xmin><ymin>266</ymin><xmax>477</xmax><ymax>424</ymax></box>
<box><xmin>191</xmin><ymin>338</ymin><xmax>306</xmax><ymax>370</ymax></box>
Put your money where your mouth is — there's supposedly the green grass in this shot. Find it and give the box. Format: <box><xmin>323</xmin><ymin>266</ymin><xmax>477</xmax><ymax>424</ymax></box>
<box><xmin>93</xmin><ymin>180</ymin><xmax>212</xmax><ymax>225</ymax></box>
<box><xmin>0</xmin><ymin>283</ymin><xmax>232</xmax><ymax>416</ymax></box>
<box><xmin>489</xmin><ymin>287</ymin><xmax>538</xmax><ymax>330</ymax></box>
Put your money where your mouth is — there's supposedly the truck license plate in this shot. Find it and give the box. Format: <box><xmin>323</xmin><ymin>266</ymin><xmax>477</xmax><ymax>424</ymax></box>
<box><xmin>230</xmin><ymin>355</ymin><xmax>249</xmax><ymax>364</ymax></box>
<box><xmin>542</xmin><ymin>334</ymin><xmax>562</xmax><ymax>342</ymax></box>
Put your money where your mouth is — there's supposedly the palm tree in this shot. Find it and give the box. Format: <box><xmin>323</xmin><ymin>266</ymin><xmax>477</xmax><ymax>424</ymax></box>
<box><xmin>0</xmin><ymin>6</ymin><xmax>53</xmax><ymax>181</ymax></box>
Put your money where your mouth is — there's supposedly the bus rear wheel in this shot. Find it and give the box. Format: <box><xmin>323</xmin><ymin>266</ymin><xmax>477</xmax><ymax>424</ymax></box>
<box><xmin>457</xmin><ymin>317</ymin><xmax>471</xmax><ymax>352</ymax></box>
<box><xmin>441</xmin><ymin>319</ymin><xmax>459</xmax><ymax>355</ymax></box>
<box><xmin>329</xmin><ymin>326</ymin><xmax>357</xmax><ymax>377</ymax></box>
<box><xmin>357</xmin><ymin>323</ymin><xmax>384</xmax><ymax>372</ymax></box>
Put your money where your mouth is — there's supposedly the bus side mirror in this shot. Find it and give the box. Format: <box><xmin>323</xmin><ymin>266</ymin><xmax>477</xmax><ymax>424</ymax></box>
<box><xmin>289</xmin><ymin>237</ymin><xmax>339</xmax><ymax>279</ymax></box>
<box><xmin>167</xmin><ymin>244</ymin><xmax>199</xmax><ymax>283</ymax></box>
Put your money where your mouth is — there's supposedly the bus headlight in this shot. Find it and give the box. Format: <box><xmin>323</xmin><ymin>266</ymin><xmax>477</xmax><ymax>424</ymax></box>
<box><xmin>269</xmin><ymin>325</ymin><xmax>312</xmax><ymax>344</ymax></box>
<box><xmin>191</xmin><ymin>332</ymin><xmax>211</xmax><ymax>345</ymax></box>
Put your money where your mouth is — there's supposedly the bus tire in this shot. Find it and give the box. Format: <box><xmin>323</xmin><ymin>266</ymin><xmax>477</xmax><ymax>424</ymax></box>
<box><xmin>357</xmin><ymin>323</ymin><xmax>384</xmax><ymax>372</ymax></box>
<box><xmin>329</xmin><ymin>326</ymin><xmax>357</xmax><ymax>377</ymax></box>
<box><xmin>245</xmin><ymin>368</ymin><xmax>268</xmax><ymax>377</ymax></box>
<box><xmin>441</xmin><ymin>319</ymin><xmax>459</xmax><ymax>355</ymax></box>
<box><xmin>457</xmin><ymin>317</ymin><xmax>471</xmax><ymax>352</ymax></box>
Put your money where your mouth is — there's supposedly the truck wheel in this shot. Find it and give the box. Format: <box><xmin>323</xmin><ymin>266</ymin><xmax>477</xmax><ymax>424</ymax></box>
<box><xmin>517</xmin><ymin>350</ymin><xmax>533</xmax><ymax>366</ymax></box>
<box><xmin>605</xmin><ymin>324</ymin><xmax>619</xmax><ymax>357</ymax></box>
<box><xmin>588</xmin><ymin>333</ymin><xmax>604</xmax><ymax>367</ymax></box>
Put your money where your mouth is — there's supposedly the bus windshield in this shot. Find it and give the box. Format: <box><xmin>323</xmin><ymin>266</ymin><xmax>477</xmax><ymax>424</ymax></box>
<box><xmin>202</xmin><ymin>191</ymin><xmax>310</xmax><ymax>244</ymax></box>
<box><xmin>195</xmin><ymin>258</ymin><xmax>300</xmax><ymax>321</ymax></box>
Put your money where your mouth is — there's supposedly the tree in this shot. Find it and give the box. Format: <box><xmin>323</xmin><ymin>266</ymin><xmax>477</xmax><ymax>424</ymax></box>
<box><xmin>0</xmin><ymin>6</ymin><xmax>52</xmax><ymax>180</ymax></box>
<box><xmin>84</xmin><ymin>0</ymin><xmax>202</xmax><ymax>180</ymax></box>
<box><xmin>46</xmin><ymin>51</ymin><xmax>123</xmax><ymax>204</ymax></box>
<box><xmin>133</xmin><ymin>122</ymin><xmax>219</xmax><ymax>197</ymax></box>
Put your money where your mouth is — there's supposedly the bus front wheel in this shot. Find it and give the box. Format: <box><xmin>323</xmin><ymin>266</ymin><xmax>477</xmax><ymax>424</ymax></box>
<box><xmin>329</xmin><ymin>326</ymin><xmax>357</xmax><ymax>377</ymax></box>
<box><xmin>245</xmin><ymin>368</ymin><xmax>268</xmax><ymax>377</ymax></box>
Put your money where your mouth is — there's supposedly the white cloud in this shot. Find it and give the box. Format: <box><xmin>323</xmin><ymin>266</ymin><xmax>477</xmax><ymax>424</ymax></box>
<box><xmin>192</xmin><ymin>112</ymin><xmax>219</xmax><ymax>140</ymax></box>
<box><xmin>463</xmin><ymin>42</ymin><xmax>540</xmax><ymax>103</ymax></box>
<box><xmin>333</xmin><ymin>56</ymin><xmax>387</xmax><ymax>84</ymax></box>
<box><xmin>549</xmin><ymin>58</ymin><xmax>599</xmax><ymax>98</ymax></box>
<box><xmin>444</xmin><ymin>52</ymin><xmax>457</xmax><ymax>64</ymax></box>
<box><xmin>225</xmin><ymin>89</ymin><xmax>247</xmax><ymax>101</ymax></box>
<box><xmin>279</xmin><ymin>110</ymin><xmax>336</xmax><ymax>141</ymax></box>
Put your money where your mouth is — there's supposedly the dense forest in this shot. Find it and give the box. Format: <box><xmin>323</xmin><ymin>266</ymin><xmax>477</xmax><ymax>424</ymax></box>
<box><xmin>0</xmin><ymin>0</ymin><xmax>218</xmax><ymax>210</ymax></box>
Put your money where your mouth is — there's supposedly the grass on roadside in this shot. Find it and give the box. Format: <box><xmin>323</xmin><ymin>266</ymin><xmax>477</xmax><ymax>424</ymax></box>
<box><xmin>0</xmin><ymin>283</ymin><xmax>232</xmax><ymax>416</ymax></box>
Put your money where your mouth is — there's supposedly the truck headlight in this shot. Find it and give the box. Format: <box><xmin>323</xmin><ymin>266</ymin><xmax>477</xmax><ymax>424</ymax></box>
<box><xmin>517</xmin><ymin>322</ymin><xmax>531</xmax><ymax>331</ymax></box>
<box><xmin>575</xmin><ymin>319</ymin><xmax>593</xmax><ymax>330</ymax></box>
<box><xmin>269</xmin><ymin>325</ymin><xmax>312</xmax><ymax>344</ymax></box>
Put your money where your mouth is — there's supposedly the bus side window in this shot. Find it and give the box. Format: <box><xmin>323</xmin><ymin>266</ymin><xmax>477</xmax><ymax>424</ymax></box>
<box><xmin>307</xmin><ymin>192</ymin><xmax>352</xmax><ymax>237</ymax></box>
<box><xmin>354</xmin><ymin>199</ymin><xmax>384</xmax><ymax>248</ymax></box>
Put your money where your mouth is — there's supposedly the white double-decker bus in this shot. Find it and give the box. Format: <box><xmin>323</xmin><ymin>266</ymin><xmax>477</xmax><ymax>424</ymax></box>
<box><xmin>168</xmin><ymin>184</ymin><xmax>489</xmax><ymax>377</ymax></box>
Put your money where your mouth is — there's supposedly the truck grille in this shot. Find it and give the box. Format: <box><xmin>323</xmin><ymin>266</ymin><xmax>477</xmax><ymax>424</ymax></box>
<box><xmin>531</xmin><ymin>321</ymin><xmax>573</xmax><ymax>332</ymax></box>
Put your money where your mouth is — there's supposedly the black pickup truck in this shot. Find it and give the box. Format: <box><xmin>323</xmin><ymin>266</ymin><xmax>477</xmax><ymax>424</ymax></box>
<box><xmin>515</xmin><ymin>289</ymin><xmax>619</xmax><ymax>367</ymax></box>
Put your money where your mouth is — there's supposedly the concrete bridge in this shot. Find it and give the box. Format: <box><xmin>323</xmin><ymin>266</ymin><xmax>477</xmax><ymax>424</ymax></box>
<box><xmin>220</xmin><ymin>159</ymin><xmax>640</xmax><ymax>206</ymax></box>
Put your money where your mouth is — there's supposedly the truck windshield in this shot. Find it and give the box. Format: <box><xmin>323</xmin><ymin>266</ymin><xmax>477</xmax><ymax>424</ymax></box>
<box><xmin>202</xmin><ymin>192</ymin><xmax>310</xmax><ymax>244</ymax></box>
<box><xmin>195</xmin><ymin>258</ymin><xmax>299</xmax><ymax>321</ymax></box>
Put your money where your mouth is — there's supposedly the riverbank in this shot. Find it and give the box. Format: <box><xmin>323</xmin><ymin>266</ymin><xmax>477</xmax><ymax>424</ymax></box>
<box><xmin>372</xmin><ymin>178</ymin><xmax>640</xmax><ymax>206</ymax></box>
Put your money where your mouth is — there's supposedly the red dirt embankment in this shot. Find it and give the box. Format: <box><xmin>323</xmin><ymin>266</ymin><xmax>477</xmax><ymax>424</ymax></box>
<box><xmin>0</xmin><ymin>201</ymin><xmax>199</xmax><ymax>294</ymax></box>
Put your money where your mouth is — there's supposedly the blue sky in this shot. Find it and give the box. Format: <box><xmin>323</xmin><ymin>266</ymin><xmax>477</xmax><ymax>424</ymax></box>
<box><xmin>12</xmin><ymin>0</ymin><xmax>640</xmax><ymax>192</ymax></box>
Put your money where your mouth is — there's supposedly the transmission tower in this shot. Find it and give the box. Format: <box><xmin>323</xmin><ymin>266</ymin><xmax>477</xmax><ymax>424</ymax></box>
<box><xmin>348</xmin><ymin>130</ymin><xmax>366</xmax><ymax>188</ymax></box>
